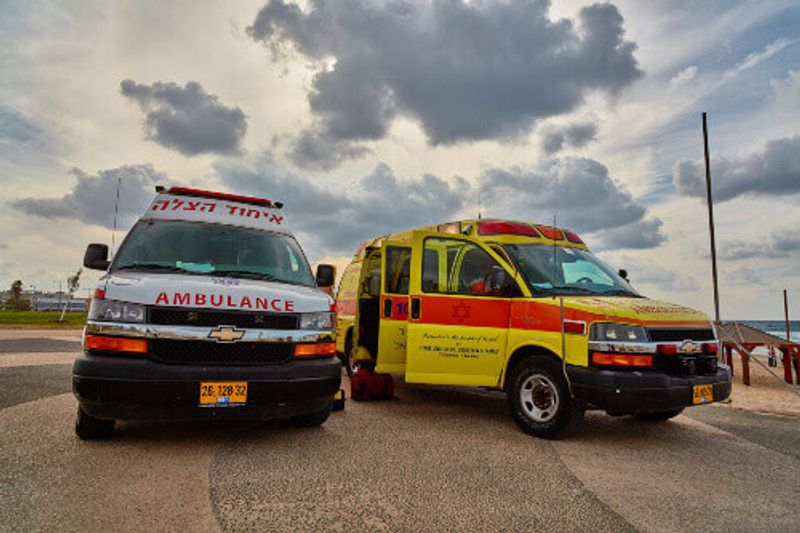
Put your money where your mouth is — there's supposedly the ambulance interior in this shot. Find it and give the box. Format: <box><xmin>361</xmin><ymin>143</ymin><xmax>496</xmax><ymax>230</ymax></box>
<box><xmin>356</xmin><ymin>250</ymin><xmax>382</xmax><ymax>359</ymax></box>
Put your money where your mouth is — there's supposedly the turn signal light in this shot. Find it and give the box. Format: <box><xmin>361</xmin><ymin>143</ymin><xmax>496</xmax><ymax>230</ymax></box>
<box><xmin>563</xmin><ymin>320</ymin><xmax>586</xmax><ymax>335</ymax></box>
<box><xmin>84</xmin><ymin>334</ymin><xmax>148</xmax><ymax>354</ymax></box>
<box><xmin>294</xmin><ymin>342</ymin><xmax>337</xmax><ymax>357</ymax></box>
<box><xmin>657</xmin><ymin>344</ymin><xmax>678</xmax><ymax>355</ymax></box>
<box><xmin>592</xmin><ymin>352</ymin><xmax>653</xmax><ymax>367</ymax></box>
<box><xmin>702</xmin><ymin>342</ymin><xmax>718</xmax><ymax>354</ymax></box>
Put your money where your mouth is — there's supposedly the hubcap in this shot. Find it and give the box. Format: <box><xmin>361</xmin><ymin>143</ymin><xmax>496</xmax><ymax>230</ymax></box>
<box><xmin>519</xmin><ymin>373</ymin><xmax>559</xmax><ymax>423</ymax></box>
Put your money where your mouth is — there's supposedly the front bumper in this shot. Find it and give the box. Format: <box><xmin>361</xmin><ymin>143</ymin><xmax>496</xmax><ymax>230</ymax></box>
<box><xmin>567</xmin><ymin>364</ymin><xmax>731</xmax><ymax>415</ymax></box>
<box><xmin>73</xmin><ymin>350</ymin><xmax>341</xmax><ymax>422</ymax></box>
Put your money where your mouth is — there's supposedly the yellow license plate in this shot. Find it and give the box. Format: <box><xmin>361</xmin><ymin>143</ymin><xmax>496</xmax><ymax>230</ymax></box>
<box><xmin>692</xmin><ymin>384</ymin><xmax>713</xmax><ymax>405</ymax></box>
<box><xmin>199</xmin><ymin>382</ymin><xmax>247</xmax><ymax>407</ymax></box>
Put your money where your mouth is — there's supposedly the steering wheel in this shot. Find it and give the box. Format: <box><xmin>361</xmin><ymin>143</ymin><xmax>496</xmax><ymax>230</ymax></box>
<box><xmin>576</xmin><ymin>276</ymin><xmax>594</xmax><ymax>284</ymax></box>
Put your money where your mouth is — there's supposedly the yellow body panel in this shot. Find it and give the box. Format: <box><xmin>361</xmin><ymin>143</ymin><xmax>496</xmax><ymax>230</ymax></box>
<box><xmin>406</xmin><ymin>324</ymin><xmax>506</xmax><ymax>386</ymax></box>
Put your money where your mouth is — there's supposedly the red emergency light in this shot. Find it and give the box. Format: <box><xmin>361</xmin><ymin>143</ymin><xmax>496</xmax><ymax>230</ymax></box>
<box><xmin>161</xmin><ymin>186</ymin><xmax>282</xmax><ymax>208</ymax></box>
<box><xmin>535</xmin><ymin>225</ymin><xmax>565</xmax><ymax>240</ymax></box>
<box><xmin>478</xmin><ymin>220</ymin><xmax>540</xmax><ymax>237</ymax></box>
<box><xmin>564</xmin><ymin>230</ymin><xmax>584</xmax><ymax>244</ymax></box>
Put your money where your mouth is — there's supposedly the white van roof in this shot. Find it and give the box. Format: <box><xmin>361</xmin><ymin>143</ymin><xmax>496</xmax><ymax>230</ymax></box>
<box><xmin>142</xmin><ymin>187</ymin><xmax>292</xmax><ymax>234</ymax></box>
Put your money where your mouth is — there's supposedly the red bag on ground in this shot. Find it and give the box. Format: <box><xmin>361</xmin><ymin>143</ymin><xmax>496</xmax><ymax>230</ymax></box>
<box><xmin>350</xmin><ymin>370</ymin><xmax>394</xmax><ymax>401</ymax></box>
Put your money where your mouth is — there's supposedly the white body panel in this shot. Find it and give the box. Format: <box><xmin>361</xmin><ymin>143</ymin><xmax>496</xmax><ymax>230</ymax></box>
<box><xmin>100</xmin><ymin>272</ymin><xmax>331</xmax><ymax>313</ymax></box>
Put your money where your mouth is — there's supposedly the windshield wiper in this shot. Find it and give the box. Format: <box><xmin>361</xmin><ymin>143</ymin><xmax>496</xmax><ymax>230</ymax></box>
<box><xmin>213</xmin><ymin>270</ymin><xmax>279</xmax><ymax>282</ymax></box>
<box><xmin>116</xmin><ymin>263</ymin><xmax>188</xmax><ymax>272</ymax></box>
<box><xmin>537</xmin><ymin>285</ymin><xmax>597</xmax><ymax>295</ymax></box>
<box><xmin>601</xmin><ymin>288</ymin><xmax>642</xmax><ymax>297</ymax></box>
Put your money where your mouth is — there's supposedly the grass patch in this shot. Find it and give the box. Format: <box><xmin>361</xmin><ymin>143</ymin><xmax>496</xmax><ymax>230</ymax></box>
<box><xmin>0</xmin><ymin>310</ymin><xmax>87</xmax><ymax>328</ymax></box>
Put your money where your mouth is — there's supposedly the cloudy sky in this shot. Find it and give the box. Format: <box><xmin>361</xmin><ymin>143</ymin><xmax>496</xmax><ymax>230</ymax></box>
<box><xmin>1</xmin><ymin>0</ymin><xmax>798</xmax><ymax>320</ymax></box>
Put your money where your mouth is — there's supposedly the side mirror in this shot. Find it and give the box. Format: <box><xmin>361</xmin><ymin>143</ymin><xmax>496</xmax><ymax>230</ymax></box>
<box><xmin>487</xmin><ymin>266</ymin><xmax>512</xmax><ymax>294</ymax></box>
<box><xmin>618</xmin><ymin>269</ymin><xmax>629</xmax><ymax>282</ymax></box>
<box><xmin>84</xmin><ymin>244</ymin><xmax>110</xmax><ymax>271</ymax></box>
<box><xmin>316</xmin><ymin>264</ymin><xmax>335</xmax><ymax>288</ymax></box>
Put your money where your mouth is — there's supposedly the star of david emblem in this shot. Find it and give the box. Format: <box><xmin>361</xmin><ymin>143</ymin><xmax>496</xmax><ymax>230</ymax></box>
<box><xmin>452</xmin><ymin>302</ymin><xmax>472</xmax><ymax>322</ymax></box>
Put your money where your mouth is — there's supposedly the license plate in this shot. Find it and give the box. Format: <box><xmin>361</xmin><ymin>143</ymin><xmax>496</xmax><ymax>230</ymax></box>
<box><xmin>692</xmin><ymin>384</ymin><xmax>713</xmax><ymax>405</ymax></box>
<box><xmin>199</xmin><ymin>381</ymin><xmax>247</xmax><ymax>407</ymax></box>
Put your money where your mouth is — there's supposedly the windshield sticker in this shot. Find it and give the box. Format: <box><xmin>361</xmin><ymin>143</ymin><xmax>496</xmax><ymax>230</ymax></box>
<box><xmin>176</xmin><ymin>261</ymin><xmax>215</xmax><ymax>273</ymax></box>
<box><xmin>155</xmin><ymin>291</ymin><xmax>295</xmax><ymax>311</ymax></box>
<box><xmin>562</xmin><ymin>248</ymin><xmax>575</xmax><ymax>255</ymax></box>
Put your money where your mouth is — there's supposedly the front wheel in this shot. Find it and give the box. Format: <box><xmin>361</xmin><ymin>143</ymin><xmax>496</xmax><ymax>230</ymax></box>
<box><xmin>290</xmin><ymin>403</ymin><xmax>332</xmax><ymax>427</ymax></box>
<box><xmin>507</xmin><ymin>356</ymin><xmax>576</xmax><ymax>439</ymax></box>
<box><xmin>75</xmin><ymin>406</ymin><xmax>114</xmax><ymax>440</ymax></box>
<box><xmin>634</xmin><ymin>408</ymin><xmax>684</xmax><ymax>422</ymax></box>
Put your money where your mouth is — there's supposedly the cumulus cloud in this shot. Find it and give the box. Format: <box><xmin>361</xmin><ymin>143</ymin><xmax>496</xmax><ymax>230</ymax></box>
<box><xmin>120</xmin><ymin>80</ymin><xmax>247</xmax><ymax>156</ymax></box>
<box><xmin>217</xmin><ymin>162</ymin><xmax>468</xmax><ymax>256</ymax></box>
<box><xmin>718</xmin><ymin>231</ymin><xmax>800</xmax><ymax>261</ymax></box>
<box><xmin>480</xmin><ymin>156</ymin><xmax>665</xmax><ymax>249</ymax></box>
<box><xmin>771</xmin><ymin>69</ymin><xmax>800</xmax><ymax>108</ymax></box>
<box><xmin>670</xmin><ymin>65</ymin><xmax>697</xmax><ymax>86</ymax></box>
<box><xmin>12</xmin><ymin>164</ymin><xmax>167</xmax><ymax>229</ymax></box>
<box><xmin>248</xmin><ymin>0</ymin><xmax>642</xmax><ymax>168</ymax></box>
<box><xmin>540</xmin><ymin>121</ymin><xmax>599</xmax><ymax>155</ymax></box>
<box><xmin>612</xmin><ymin>254</ymin><xmax>698</xmax><ymax>293</ymax></box>
<box><xmin>673</xmin><ymin>134</ymin><xmax>800</xmax><ymax>202</ymax></box>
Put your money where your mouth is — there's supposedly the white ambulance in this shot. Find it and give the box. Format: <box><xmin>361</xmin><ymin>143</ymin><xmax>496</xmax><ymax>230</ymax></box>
<box><xmin>73</xmin><ymin>186</ymin><xmax>341</xmax><ymax>439</ymax></box>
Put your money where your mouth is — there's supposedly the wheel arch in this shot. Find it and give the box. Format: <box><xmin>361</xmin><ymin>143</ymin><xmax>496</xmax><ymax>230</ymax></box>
<box><xmin>501</xmin><ymin>344</ymin><xmax>562</xmax><ymax>391</ymax></box>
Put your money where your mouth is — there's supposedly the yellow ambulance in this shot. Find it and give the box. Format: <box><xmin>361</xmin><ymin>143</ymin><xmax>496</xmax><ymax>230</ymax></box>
<box><xmin>335</xmin><ymin>219</ymin><xmax>731</xmax><ymax>438</ymax></box>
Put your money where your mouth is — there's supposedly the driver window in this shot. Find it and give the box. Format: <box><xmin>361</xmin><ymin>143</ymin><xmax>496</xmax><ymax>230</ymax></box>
<box><xmin>423</xmin><ymin>238</ymin><xmax>501</xmax><ymax>296</ymax></box>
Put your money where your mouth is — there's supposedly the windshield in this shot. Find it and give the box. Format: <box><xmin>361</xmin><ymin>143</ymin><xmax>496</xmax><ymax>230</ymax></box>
<box><xmin>502</xmin><ymin>243</ymin><xmax>640</xmax><ymax>297</ymax></box>
<box><xmin>112</xmin><ymin>220</ymin><xmax>315</xmax><ymax>286</ymax></box>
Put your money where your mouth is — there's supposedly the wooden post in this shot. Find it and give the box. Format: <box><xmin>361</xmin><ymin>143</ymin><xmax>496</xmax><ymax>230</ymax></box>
<box><xmin>702</xmin><ymin>113</ymin><xmax>721</xmax><ymax>324</ymax></box>
<box><xmin>784</xmin><ymin>289</ymin><xmax>790</xmax><ymax>341</ymax></box>
<box><xmin>781</xmin><ymin>347</ymin><xmax>792</xmax><ymax>384</ymax></box>
<box><xmin>725</xmin><ymin>344</ymin><xmax>734</xmax><ymax>377</ymax></box>
<box><xmin>738</xmin><ymin>347</ymin><xmax>750</xmax><ymax>386</ymax></box>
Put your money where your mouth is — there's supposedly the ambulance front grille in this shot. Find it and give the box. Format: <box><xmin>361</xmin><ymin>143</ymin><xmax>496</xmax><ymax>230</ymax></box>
<box><xmin>646</xmin><ymin>328</ymin><xmax>715</xmax><ymax>342</ymax></box>
<box><xmin>148</xmin><ymin>307</ymin><xmax>299</xmax><ymax>330</ymax></box>
<box><xmin>150</xmin><ymin>339</ymin><xmax>294</xmax><ymax>365</ymax></box>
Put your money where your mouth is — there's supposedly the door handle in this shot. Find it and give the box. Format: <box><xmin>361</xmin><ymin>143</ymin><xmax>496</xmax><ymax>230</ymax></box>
<box><xmin>410</xmin><ymin>297</ymin><xmax>421</xmax><ymax>320</ymax></box>
<box><xmin>383</xmin><ymin>298</ymin><xmax>393</xmax><ymax>318</ymax></box>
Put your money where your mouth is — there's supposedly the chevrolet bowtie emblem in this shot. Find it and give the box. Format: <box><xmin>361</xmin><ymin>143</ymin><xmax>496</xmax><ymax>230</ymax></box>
<box><xmin>680</xmin><ymin>340</ymin><xmax>700</xmax><ymax>353</ymax></box>
<box><xmin>208</xmin><ymin>325</ymin><xmax>245</xmax><ymax>343</ymax></box>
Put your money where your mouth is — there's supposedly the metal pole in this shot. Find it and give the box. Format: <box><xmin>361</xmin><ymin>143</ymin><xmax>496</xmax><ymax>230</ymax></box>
<box><xmin>784</xmin><ymin>289</ymin><xmax>790</xmax><ymax>342</ymax></box>
<box><xmin>702</xmin><ymin>112</ymin><xmax>720</xmax><ymax>323</ymax></box>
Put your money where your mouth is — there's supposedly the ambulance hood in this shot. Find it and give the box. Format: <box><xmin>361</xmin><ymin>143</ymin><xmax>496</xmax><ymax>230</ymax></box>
<box><xmin>98</xmin><ymin>271</ymin><xmax>332</xmax><ymax>314</ymax></box>
<box><xmin>564</xmin><ymin>296</ymin><xmax>711</xmax><ymax>326</ymax></box>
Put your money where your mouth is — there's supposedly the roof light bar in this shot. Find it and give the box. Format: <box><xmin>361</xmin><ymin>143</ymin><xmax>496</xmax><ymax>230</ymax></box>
<box><xmin>478</xmin><ymin>220</ymin><xmax>540</xmax><ymax>237</ymax></box>
<box><xmin>564</xmin><ymin>230</ymin><xmax>584</xmax><ymax>244</ymax></box>
<box><xmin>535</xmin><ymin>225</ymin><xmax>564</xmax><ymax>240</ymax></box>
<box><xmin>164</xmin><ymin>186</ymin><xmax>283</xmax><ymax>208</ymax></box>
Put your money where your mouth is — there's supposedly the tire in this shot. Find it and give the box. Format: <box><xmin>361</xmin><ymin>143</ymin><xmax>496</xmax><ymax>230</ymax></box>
<box><xmin>507</xmin><ymin>356</ymin><xmax>576</xmax><ymax>439</ymax></box>
<box><xmin>635</xmin><ymin>408</ymin><xmax>684</xmax><ymax>422</ymax></box>
<box><xmin>342</xmin><ymin>331</ymin><xmax>360</xmax><ymax>378</ymax></box>
<box><xmin>75</xmin><ymin>406</ymin><xmax>114</xmax><ymax>440</ymax></box>
<box><xmin>290</xmin><ymin>403</ymin><xmax>332</xmax><ymax>427</ymax></box>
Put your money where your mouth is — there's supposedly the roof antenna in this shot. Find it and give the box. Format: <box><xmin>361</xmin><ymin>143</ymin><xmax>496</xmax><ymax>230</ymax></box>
<box><xmin>552</xmin><ymin>214</ymin><xmax>558</xmax><ymax>291</ymax></box>
<box><xmin>478</xmin><ymin>189</ymin><xmax>482</xmax><ymax>219</ymax></box>
<box><xmin>111</xmin><ymin>176</ymin><xmax>121</xmax><ymax>257</ymax></box>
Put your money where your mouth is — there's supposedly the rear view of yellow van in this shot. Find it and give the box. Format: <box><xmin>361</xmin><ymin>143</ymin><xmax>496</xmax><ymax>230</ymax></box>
<box><xmin>334</xmin><ymin>219</ymin><xmax>731</xmax><ymax>439</ymax></box>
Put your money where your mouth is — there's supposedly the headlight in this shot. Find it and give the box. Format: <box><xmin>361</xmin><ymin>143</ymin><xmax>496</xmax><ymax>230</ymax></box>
<box><xmin>590</xmin><ymin>323</ymin><xmax>648</xmax><ymax>342</ymax></box>
<box><xmin>299</xmin><ymin>311</ymin><xmax>335</xmax><ymax>330</ymax></box>
<box><xmin>88</xmin><ymin>299</ymin><xmax>146</xmax><ymax>323</ymax></box>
